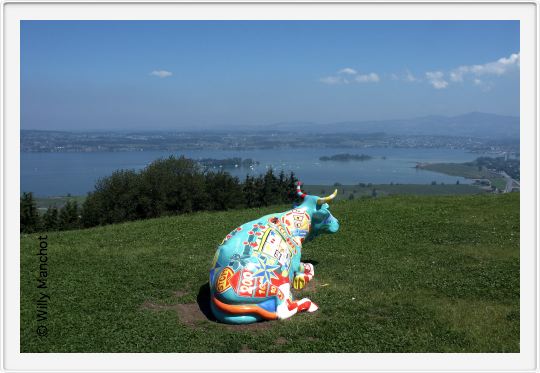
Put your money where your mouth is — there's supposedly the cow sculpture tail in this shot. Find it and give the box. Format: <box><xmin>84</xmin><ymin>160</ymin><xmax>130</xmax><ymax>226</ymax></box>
<box><xmin>210</xmin><ymin>295</ymin><xmax>278</xmax><ymax>324</ymax></box>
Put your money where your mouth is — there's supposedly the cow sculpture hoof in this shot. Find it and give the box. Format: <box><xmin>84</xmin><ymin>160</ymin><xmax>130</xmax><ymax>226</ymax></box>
<box><xmin>209</xmin><ymin>182</ymin><xmax>340</xmax><ymax>324</ymax></box>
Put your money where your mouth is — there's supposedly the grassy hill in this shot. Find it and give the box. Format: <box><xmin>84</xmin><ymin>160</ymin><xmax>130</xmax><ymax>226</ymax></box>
<box><xmin>20</xmin><ymin>194</ymin><xmax>519</xmax><ymax>352</ymax></box>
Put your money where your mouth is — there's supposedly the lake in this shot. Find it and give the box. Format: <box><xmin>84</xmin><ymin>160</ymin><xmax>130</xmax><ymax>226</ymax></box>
<box><xmin>21</xmin><ymin>147</ymin><xmax>482</xmax><ymax>197</ymax></box>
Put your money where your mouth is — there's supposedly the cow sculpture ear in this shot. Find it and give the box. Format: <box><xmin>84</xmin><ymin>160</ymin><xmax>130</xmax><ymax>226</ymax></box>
<box><xmin>316</xmin><ymin>202</ymin><xmax>330</xmax><ymax>210</ymax></box>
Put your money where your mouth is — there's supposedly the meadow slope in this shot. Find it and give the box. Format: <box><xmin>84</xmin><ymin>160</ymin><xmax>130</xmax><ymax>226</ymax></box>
<box><xmin>20</xmin><ymin>194</ymin><xmax>519</xmax><ymax>352</ymax></box>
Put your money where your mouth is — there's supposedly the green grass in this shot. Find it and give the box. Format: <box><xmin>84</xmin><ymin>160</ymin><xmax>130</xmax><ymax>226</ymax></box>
<box><xmin>305</xmin><ymin>184</ymin><xmax>486</xmax><ymax>200</ymax></box>
<box><xmin>417</xmin><ymin>163</ymin><xmax>506</xmax><ymax>191</ymax></box>
<box><xmin>490</xmin><ymin>178</ymin><xmax>507</xmax><ymax>191</ymax></box>
<box><xmin>20</xmin><ymin>194</ymin><xmax>519</xmax><ymax>352</ymax></box>
<box><xmin>418</xmin><ymin>163</ymin><xmax>490</xmax><ymax>179</ymax></box>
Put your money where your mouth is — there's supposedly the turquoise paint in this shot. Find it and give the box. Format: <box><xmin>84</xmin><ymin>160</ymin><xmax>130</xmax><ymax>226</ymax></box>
<box><xmin>209</xmin><ymin>187</ymin><xmax>339</xmax><ymax>324</ymax></box>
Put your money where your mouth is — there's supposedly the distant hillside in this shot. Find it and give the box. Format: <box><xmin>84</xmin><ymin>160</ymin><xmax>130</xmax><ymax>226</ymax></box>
<box><xmin>270</xmin><ymin>112</ymin><xmax>519</xmax><ymax>139</ymax></box>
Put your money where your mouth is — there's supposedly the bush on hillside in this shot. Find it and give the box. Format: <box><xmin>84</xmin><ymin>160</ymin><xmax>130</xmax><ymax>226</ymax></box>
<box><xmin>79</xmin><ymin>156</ymin><xmax>298</xmax><ymax>229</ymax></box>
<box><xmin>20</xmin><ymin>192</ymin><xmax>41</xmax><ymax>233</ymax></box>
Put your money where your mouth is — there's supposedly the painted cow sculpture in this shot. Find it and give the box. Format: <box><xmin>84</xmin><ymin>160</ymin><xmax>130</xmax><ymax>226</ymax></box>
<box><xmin>209</xmin><ymin>183</ymin><xmax>340</xmax><ymax>324</ymax></box>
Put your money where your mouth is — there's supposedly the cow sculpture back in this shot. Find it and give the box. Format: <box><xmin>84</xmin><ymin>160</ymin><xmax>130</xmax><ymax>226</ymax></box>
<box><xmin>209</xmin><ymin>182</ymin><xmax>340</xmax><ymax>324</ymax></box>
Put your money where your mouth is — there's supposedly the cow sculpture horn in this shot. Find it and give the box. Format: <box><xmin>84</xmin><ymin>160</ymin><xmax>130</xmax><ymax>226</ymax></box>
<box><xmin>297</xmin><ymin>182</ymin><xmax>337</xmax><ymax>204</ymax></box>
<box><xmin>317</xmin><ymin>189</ymin><xmax>338</xmax><ymax>205</ymax></box>
<box><xmin>296</xmin><ymin>182</ymin><xmax>307</xmax><ymax>199</ymax></box>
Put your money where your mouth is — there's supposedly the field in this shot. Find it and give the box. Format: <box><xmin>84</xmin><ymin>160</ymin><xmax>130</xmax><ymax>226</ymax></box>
<box><xmin>417</xmin><ymin>163</ymin><xmax>507</xmax><ymax>190</ymax></box>
<box><xmin>20</xmin><ymin>194</ymin><xmax>519</xmax><ymax>352</ymax></box>
<box><xmin>35</xmin><ymin>195</ymin><xmax>86</xmax><ymax>212</ymax></box>
<box><xmin>304</xmin><ymin>184</ymin><xmax>486</xmax><ymax>200</ymax></box>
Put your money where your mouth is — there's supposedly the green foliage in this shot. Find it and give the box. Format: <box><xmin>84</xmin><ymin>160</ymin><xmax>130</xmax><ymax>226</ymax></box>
<box><xmin>58</xmin><ymin>201</ymin><xmax>81</xmax><ymax>230</ymax></box>
<box><xmin>43</xmin><ymin>206</ymin><xmax>59</xmax><ymax>231</ymax></box>
<box><xmin>20</xmin><ymin>194</ymin><xmax>519</xmax><ymax>352</ymax></box>
<box><xmin>204</xmin><ymin>171</ymin><xmax>243</xmax><ymax>211</ymax></box>
<box><xmin>20</xmin><ymin>192</ymin><xmax>41</xmax><ymax>233</ymax></box>
<box><xmin>78</xmin><ymin>156</ymin><xmax>297</xmax><ymax>229</ymax></box>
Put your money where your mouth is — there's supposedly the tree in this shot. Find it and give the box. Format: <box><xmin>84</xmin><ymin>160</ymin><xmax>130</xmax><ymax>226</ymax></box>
<box><xmin>261</xmin><ymin>169</ymin><xmax>280</xmax><ymax>206</ymax></box>
<box><xmin>43</xmin><ymin>206</ymin><xmax>59</xmax><ymax>231</ymax></box>
<box><xmin>21</xmin><ymin>192</ymin><xmax>41</xmax><ymax>233</ymax></box>
<box><xmin>242</xmin><ymin>175</ymin><xmax>258</xmax><ymax>208</ymax></box>
<box><xmin>58</xmin><ymin>201</ymin><xmax>80</xmax><ymax>230</ymax></box>
<box><xmin>82</xmin><ymin>169</ymin><xmax>141</xmax><ymax>226</ymax></box>
<box><xmin>205</xmin><ymin>171</ymin><xmax>243</xmax><ymax>211</ymax></box>
<box><xmin>285</xmin><ymin>172</ymin><xmax>298</xmax><ymax>204</ymax></box>
<box><xmin>78</xmin><ymin>156</ymin><xmax>301</xmax><ymax>229</ymax></box>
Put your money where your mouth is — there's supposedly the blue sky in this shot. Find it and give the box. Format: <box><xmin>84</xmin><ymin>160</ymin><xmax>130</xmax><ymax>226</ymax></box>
<box><xmin>21</xmin><ymin>21</ymin><xmax>520</xmax><ymax>130</ymax></box>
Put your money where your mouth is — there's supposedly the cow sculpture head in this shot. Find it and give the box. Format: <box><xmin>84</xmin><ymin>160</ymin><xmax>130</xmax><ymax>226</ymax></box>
<box><xmin>295</xmin><ymin>183</ymin><xmax>340</xmax><ymax>240</ymax></box>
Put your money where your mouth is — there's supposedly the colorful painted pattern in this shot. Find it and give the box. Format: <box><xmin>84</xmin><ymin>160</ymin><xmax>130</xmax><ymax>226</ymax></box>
<box><xmin>209</xmin><ymin>184</ymin><xmax>340</xmax><ymax>324</ymax></box>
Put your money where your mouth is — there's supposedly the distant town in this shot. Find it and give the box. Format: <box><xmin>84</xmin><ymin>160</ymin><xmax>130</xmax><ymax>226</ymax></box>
<box><xmin>21</xmin><ymin>130</ymin><xmax>519</xmax><ymax>156</ymax></box>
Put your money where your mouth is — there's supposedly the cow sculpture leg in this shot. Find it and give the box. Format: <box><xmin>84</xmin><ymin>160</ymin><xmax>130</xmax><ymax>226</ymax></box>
<box><xmin>275</xmin><ymin>263</ymin><xmax>318</xmax><ymax>320</ymax></box>
<box><xmin>276</xmin><ymin>283</ymin><xmax>318</xmax><ymax>320</ymax></box>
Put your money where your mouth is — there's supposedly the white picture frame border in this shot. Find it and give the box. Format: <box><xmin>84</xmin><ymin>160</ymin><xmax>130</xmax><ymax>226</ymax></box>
<box><xmin>2</xmin><ymin>1</ymin><xmax>537</xmax><ymax>372</ymax></box>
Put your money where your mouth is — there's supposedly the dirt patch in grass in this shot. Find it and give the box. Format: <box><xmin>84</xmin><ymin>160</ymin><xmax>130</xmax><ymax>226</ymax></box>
<box><xmin>142</xmin><ymin>282</ymin><xmax>279</xmax><ymax>331</ymax></box>
<box><xmin>275</xmin><ymin>336</ymin><xmax>288</xmax><ymax>345</ymax></box>
<box><xmin>172</xmin><ymin>290</ymin><xmax>189</xmax><ymax>297</ymax></box>
<box><xmin>142</xmin><ymin>280</ymin><xmax>322</xmax><ymax>331</ymax></box>
<box><xmin>141</xmin><ymin>301</ymin><xmax>207</xmax><ymax>327</ymax></box>
<box><xmin>142</xmin><ymin>299</ymin><xmax>278</xmax><ymax>331</ymax></box>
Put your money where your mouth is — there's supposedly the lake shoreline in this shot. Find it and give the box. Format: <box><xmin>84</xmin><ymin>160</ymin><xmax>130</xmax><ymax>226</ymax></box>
<box><xmin>21</xmin><ymin>147</ymin><xmax>486</xmax><ymax>196</ymax></box>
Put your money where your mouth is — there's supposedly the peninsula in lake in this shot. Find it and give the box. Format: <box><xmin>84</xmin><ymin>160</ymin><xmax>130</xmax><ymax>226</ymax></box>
<box><xmin>319</xmin><ymin>153</ymin><xmax>373</xmax><ymax>162</ymax></box>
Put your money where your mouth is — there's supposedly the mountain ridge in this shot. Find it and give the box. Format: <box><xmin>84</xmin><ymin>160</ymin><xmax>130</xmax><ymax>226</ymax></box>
<box><xmin>267</xmin><ymin>112</ymin><xmax>519</xmax><ymax>139</ymax></box>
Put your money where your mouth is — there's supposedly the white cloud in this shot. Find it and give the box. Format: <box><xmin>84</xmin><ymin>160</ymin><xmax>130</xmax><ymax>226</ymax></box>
<box><xmin>391</xmin><ymin>70</ymin><xmax>419</xmax><ymax>82</ymax></box>
<box><xmin>472</xmin><ymin>78</ymin><xmax>494</xmax><ymax>92</ymax></box>
<box><xmin>355</xmin><ymin>73</ymin><xmax>380</xmax><ymax>83</ymax></box>
<box><xmin>150</xmin><ymin>70</ymin><xmax>173</xmax><ymax>78</ymax></box>
<box><xmin>320</xmin><ymin>68</ymin><xmax>379</xmax><ymax>85</ymax></box>
<box><xmin>449</xmin><ymin>53</ymin><xmax>520</xmax><ymax>83</ymax></box>
<box><xmin>425</xmin><ymin>71</ymin><xmax>448</xmax><ymax>89</ymax></box>
<box><xmin>404</xmin><ymin>70</ymin><xmax>417</xmax><ymax>82</ymax></box>
<box><xmin>320</xmin><ymin>52</ymin><xmax>519</xmax><ymax>90</ymax></box>
<box><xmin>338</xmin><ymin>67</ymin><xmax>358</xmax><ymax>75</ymax></box>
